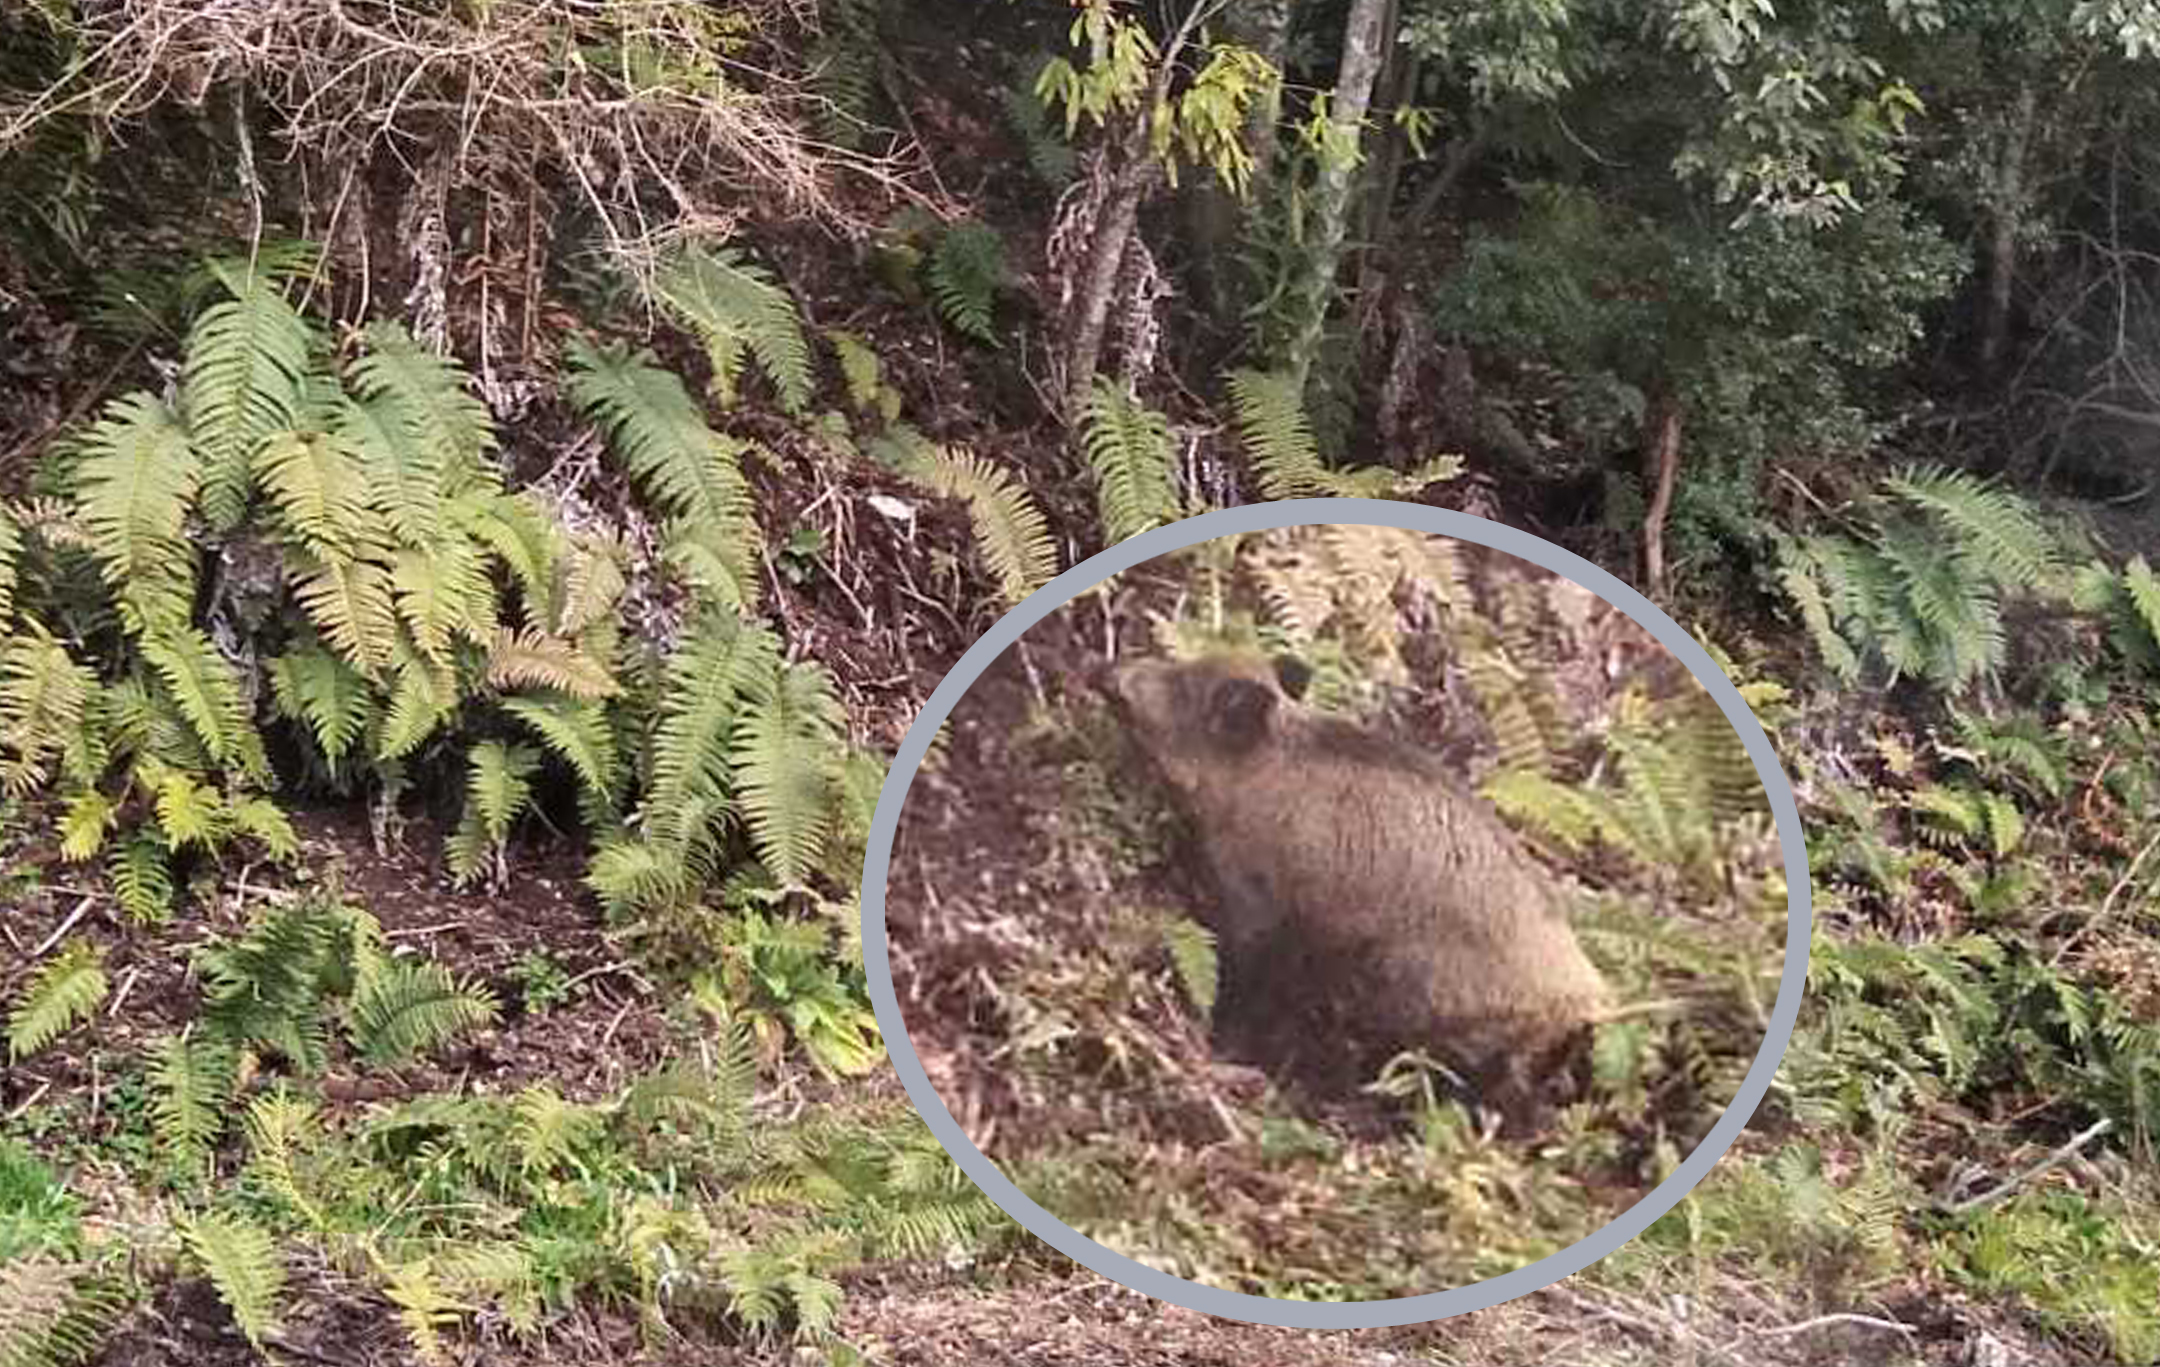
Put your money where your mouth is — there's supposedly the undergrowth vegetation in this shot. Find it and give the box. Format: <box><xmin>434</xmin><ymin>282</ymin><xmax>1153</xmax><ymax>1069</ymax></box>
<box><xmin>6</xmin><ymin>0</ymin><xmax>2160</xmax><ymax>1362</ymax></box>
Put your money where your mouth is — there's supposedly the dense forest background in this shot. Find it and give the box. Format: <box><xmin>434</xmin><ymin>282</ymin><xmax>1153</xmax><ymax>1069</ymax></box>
<box><xmin>4</xmin><ymin>0</ymin><xmax>2160</xmax><ymax>1363</ymax></box>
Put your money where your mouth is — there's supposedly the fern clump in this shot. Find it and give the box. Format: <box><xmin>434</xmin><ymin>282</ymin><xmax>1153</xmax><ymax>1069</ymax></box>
<box><xmin>6</xmin><ymin>942</ymin><xmax>108</xmax><ymax>1063</ymax></box>
<box><xmin>649</xmin><ymin>242</ymin><xmax>814</xmax><ymax>414</ymax></box>
<box><xmin>925</xmin><ymin>221</ymin><xmax>1008</xmax><ymax>347</ymax></box>
<box><xmin>179</xmin><ymin>1210</ymin><xmax>286</xmax><ymax>1350</ymax></box>
<box><xmin>894</xmin><ymin>443</ymin><xmax>1057</xmax><ymax>608</ymax></box>
<box><xmin>1080</xmin><ymin>379</ymin><xmax>1180</xmax><ymax>545</ymax></box>
<box><xmin>1777</xmin><ymin>465</ymin><xmax>2062</xmax><ymax>692</ymax></box>
<box><xmin>566</xmin><ymin>335</ymin><xmax>764</xmax><ymax>612</ymax></box>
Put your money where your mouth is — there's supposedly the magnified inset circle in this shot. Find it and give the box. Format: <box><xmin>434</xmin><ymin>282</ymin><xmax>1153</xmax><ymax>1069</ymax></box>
<box><xmin>861</xmin><ymin>498</ymin><xmax>1811</xmax><ymax>1330</ymax></box>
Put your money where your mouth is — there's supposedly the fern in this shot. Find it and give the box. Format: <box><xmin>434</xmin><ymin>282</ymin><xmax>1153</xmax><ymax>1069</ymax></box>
<box><xmin>346</xmin><ymin>320</ymin><xmax>497</xmax><ymax>499</ymax></box>
<box><xmin>392</xmin><ymin>541</ymin><xmax>497</xmax><ymax>663</ymax></box>
<box><xmin>1885</xmin><ymin>466</ymin><xmax>2058</xmax><ymax>590</ymax></box>
<box><xmin>138</xmin><ymin>626</ymin><xmax>253</xmax><ymax>771</ymax></box>
<box><xmin>448</xmin><ymin>740</ymin><xmax>541</xmax><ymax>886</ymax></box>
<box><xmin>374</xmin><ymin>639</ymin><xmax>460</xmax><ymax>762</ymax></box>
<box><xmin>809</xmin><ymin>0</ymin><xmax>886</xmax><ymax>148</ymax></box>
<box><xmin>292</xmin><ymin>553</ymin><xmax>400</xmax><ymax>677</ymax></box>
<box><xmin>348</xmin><ymin>956</ymin><xmax>499</xmax><ymax>1065</ymax></box>
<box><xmin>0</xmin><ymin>1256</ymin><xmax>125</xmax><ymax>1367</ymax></box>
<box><xmin>926</xmin><ymin>221</ymin><xmax>1006</xmax><ymax>346</ymax></box>
<box><xmin>0</xmin><ymin>631</ymin><xmax>94</xmax><ymax>795</ymax></box>
<box><xmin>2118</xmin><ymin>556</ymin><xmax>2160</xmax><ymax>658</ymax></box>
<box><xmin>1080</xmin><ymin>379</ymin><xmax>1179</xmax><ymax>544</ymax></box>
<box><xmin>107</xmin><ymin>833</ymin><xmax>174</xmax><ymax>923</ymax></box>
<box><xmin>825</xmin><ymin>329</ymin><xmax>903</xmax><ymax>424</ymax></box>
<box><xmin>178</xmin><ymin>1211</ymin><xmax>285</xmax><ymax>1350</ymax></box>
<box><xmin>736</xmin><ymin>661</ymin><xmax>847</xmax><ymax>888</ymax></box>
<box><xmin>64</xmin><ymin>393</ymin><xmax>200</xmax><ymax>633</ymax></box>
<box><xmin>179</xmin><ymin>263</ymin><xmax>316</xmax><ymax>531</ymax></box>
<box><xmin>501</xmin><ymin>692</ymin><xmax>620</xmax><ymax>814</ymax></box>
<box><xmin>1001</xmin><ymin>67</ymin><xmax>1079</xmax><ymax>186</ymax></box>
<box><xmin>196</xmin><ymin>898</ymin><xmax>343</xmax><ymax>1072</ymax></box>
<box><xmin>255</xmin><ymin>428</ymin><xmax>379</xmax><ymax>561</ymax></box>
<box><xmin>269</xmin><ymin>644</ymin><xmax>376</xmax><ymax>765</ymax></box>
<box><xmin>486</xmin><ymin>626</ymin><xmax>619</xmax><ymax>700</ymax></box>
<box><xmin>7</xmin><ymin>942</ymin><xmax>108</xmax><ymax>1062</ymax></box>
<box><xmin>897</xmin><ymin>444</ymin><xmax>1056</xmax><ymax>607</ymax></box>
<box><xmin>149</xmin><ymin>1033</ymin><xmax>236</xmax><ymax>1178</ymax></box>
<box><xmin>566</xmin><ymin>337</ymin><xmax>763</xmax><ymax>607</ymax></box>
<box><xmin>1226</xmin><ymin>368</ymin><xmax>1330</xmax><ymax>499</ymax></box>
<box><xmin>650</xmin><ymin>243</ymin><xmax>814</xmax><ymax>413</ymax></box>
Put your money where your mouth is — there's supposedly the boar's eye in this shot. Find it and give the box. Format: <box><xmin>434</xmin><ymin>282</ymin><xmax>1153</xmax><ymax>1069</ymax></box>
<box><xmin>1210</xmin><ymin>677</ymin><xmax>1278</xmax><ymax>752</ymax></box>
<box><xmin>1272</xmin><ymin>654</ymin><xmax>1313</xmax><ymax>701</ymax></box>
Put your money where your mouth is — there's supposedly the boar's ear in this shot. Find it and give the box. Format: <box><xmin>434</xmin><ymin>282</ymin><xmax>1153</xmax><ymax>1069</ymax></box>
<box><xmin>1209</xmin><ymin>676</ymin><xmax>1279</xmax><ymax>752</ymax></box>
<box><xmin>1272</xmin><ymin>653</ymin><xmax>1313</xmax><ymax>701</ymax></box>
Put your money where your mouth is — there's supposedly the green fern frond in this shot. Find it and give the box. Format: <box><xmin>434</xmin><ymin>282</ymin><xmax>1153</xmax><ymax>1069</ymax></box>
<box><xmin>1</xmin><ymin>630</ymin><xmax>95</xmax><ymax>796</ymax></box>
<box><xmin>149</xmin><ymin>1033</ymin><xmax>235</xmax><ymax>1177</ymax></box>
<box><xmin>501</xmin><ymin>692</ymin><xmax>620</xmax><ymax>811</ymax></box>
<box><xmin>736</xmin><ymin>660</ymin><xmax>847</xmax><ymax>888</ymax></box>
<box><xmin>486</xmin><ymin>626</ymin><xmax>619</xmax><ymax>700</ymax></box>
<box><xmin>255</xmin><ymin>429</ymin><xmax>380</xmax><ymax>561</ymax></box>
<box><xmin>585</xmin><ymin>835</ymin><xmax>695</xmax><ymax>920</ymax></box>
<box><xmin>347</xmin><ymin>321</ymin><xmax>497</xmax><ymax>492</ymax></box>
<box><xmin>241</xmin><ymin>1090</ymin><xmax>321</xmax><ymax>1225</ymax></box>
<box><xmin>348</xmin><ymin>956</ymin><xmax>499</xmax><ymax>1065</ymax></box>
<box><xmin>7</xmin><ymin>942</ymin><xmax>108</xmax><ymax>1062</ymax></box>
<box><xmin>0</xmin><ymin>1256</ymin><xmax>126</xmax><ymax>1367</ymax></box>
<box><xmin>455</xmin><ymin>490</ymin><xmax>561</xmax><ymax>617</ymax></box>
<box><xmin>508</xmin><ymin>1085</ymin><xmax>605</xmax><ymax>1176</ymax></box>
<box><xmin>393</xmin><ymin>542</ymin><xmax>497</xmax><ymax>663</ymax></box>
<box><xmin>57</xmin><ymin>791</ymin><xmax>117</xmax><ymax>862</ymax></box>
<box><xmin>1885</xmin><ymin>465</ymin><xmax>2058</xmax><ymax>590</ymax></box>
<box><xmin>178</xmin><ymin>1211</ymin><xmax>284</xmax><ymax>1350</ymax></box>
<box><xmin>152</xmin><ymin>772</ymin><xmax>225</xmax><ymax>851</ymax></box>
<box><xmin>825</xmin><ymin>330</ymin><xmax>903</xmax><ymax>424</ymax></box>
<box><xmin>107</xmin><ymin>833</ymin><xmax>174</xmax><ymax>924</ymax></box>
<box><xmin>139</xmin><ymin>626</ymin><xmax>252</xmax><ymax>769</ymax></box>
<box><xmin>1482</xmin><ymin>767</ymin><xmax>1612</xmax><ymax>852</ymax></box>
<box><xmin>65</xmin><ymin>393</ymin><xmax>200</xmax><ymax>633</ymax></box>
<box><xmin>228</xmin><ymin>797</ymin><xmax>298</xmax><ymax>863</ymax></box>
<box><xmin>1001</xmin><ymin>68</ymin><xmax>1079</xmax><ymax>186</ymax></box>
<box><xmin>269</xmin><ymin>644</ymin><xmax>375</xmax><ymax>764</ymax></box>
<box><xmin>640</xmin><ymin>613</ymin><xmax>783</xmax><ymax>852</ymax></box>
<box><xmin>374</xmin><ymin>640</ymin><xmax>459</xmax><ymax>762</ymax></box>
<box><xmin>1080</xmin><ymin>379</ymin><xmax>1178</xmax><ymax>544</ymax></box>
<box><xmin>898</xmin><ymin>444</ymin><xmax>1056</xmax><ymax>607</ymax></box>
<box><xmin>378</xmin><ymin>1257</ymin><xmax>470</xmax><ymax>1366</ymax></box>
<box><xmin>180</xmin><ymin>266</ymin><xmax>316</xmax><ymax>531</ymax></box>
<box><xmin>926</xmin><ymin>221</ymin><xmax>1006</xmax><ymax>346</ymax></box>
<box><xmin>2122</xmin><ymin>556</ymin><xmax>2160</xmax><ymax>656</ymax></box>
<box><xmin>466</xmin><ymin>740</ymin><xmax>541</xmax><ymax>847</ymax></box>
<box><xmin>293</xmin><ymin>554</ymin><xmax>400</xmax><ymax>677</ymax></box>
<box><xmin>565</xmin><ymin>337</ymin><xmax>763</xmax><ymax>603</ymax></box>
<box><xmin>555</xmin><ymin>534</ymin><xmax>628</xmax><ymax>638</ymax></box>
<box><xmin>650</xmin><ymin>244</ymin><xmax>814</xmax><ymax>413</ymax></box>
<box><xmin>1226</xmin><ymin>368</ymin><xmax>1329</xmax><ymax>500</ymax></box>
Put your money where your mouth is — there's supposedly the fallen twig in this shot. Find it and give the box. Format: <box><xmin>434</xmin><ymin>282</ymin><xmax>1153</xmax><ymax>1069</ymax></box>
<box><xmin>31</xmin><ymin>894</ymin><xmax>100</xmax><ymax>960</ymax></box>
<box><xmin>1936</xmin><ymin>1116</ymin><xmax>2114</xmax><ymax>1216</ymax></box>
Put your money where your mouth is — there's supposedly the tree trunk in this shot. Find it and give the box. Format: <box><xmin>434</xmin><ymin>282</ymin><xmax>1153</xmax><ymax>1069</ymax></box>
<box><xmin>1064</xmin><ymin>153</ymin><xmax>1155</xmax><ymax>418</ymax></box>
<box><xmin>1979</xmin><ymin>82</ymin><xmax>2035</xmax><ymax>381</ymax></box>
<box><xmin>1639</xmin><ymin>387</ymin><xmax>1685</xmax><ymax>600</ymax></box>
<box><xmin>1279</xmin><ymin>0</ymin><xmax>1392</xmax><ymax>395</ymax></box>
<box><xmin>1355</xmin><ymin>0</ymin><xmax>1414</xmax><ymax>297</ymax></box>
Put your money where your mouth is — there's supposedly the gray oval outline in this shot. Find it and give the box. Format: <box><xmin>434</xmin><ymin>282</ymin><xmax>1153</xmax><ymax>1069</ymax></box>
<box><xmin>859</xmin><ymin>497</ymin><xmax>1812</xmax><ymax>1330</ymax></box>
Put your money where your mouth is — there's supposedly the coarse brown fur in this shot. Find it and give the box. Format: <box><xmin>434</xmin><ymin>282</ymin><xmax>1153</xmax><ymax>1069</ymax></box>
<box><xmin>1108</xmin><ymin>649</ymin><xmax>1614</xmax><ymax>1133</ymax></box>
